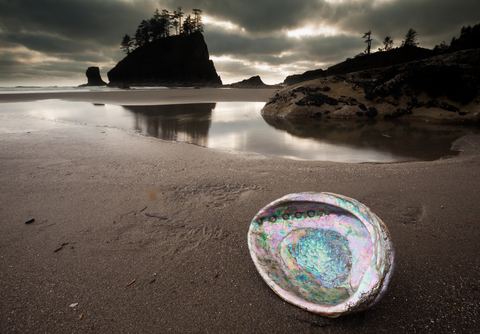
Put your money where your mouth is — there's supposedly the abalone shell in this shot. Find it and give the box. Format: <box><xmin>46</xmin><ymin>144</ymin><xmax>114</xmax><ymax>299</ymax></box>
<box><xmin>247</xmin><ymin>192</ymin><xmax>395</xmax><ymax>318</ymax></box>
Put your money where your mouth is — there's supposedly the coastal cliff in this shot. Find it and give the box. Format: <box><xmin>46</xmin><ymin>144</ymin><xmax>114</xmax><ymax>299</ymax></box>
<box><xmin>108</xmin><ymin>32</ymin><xmax>222</xmax><ymax>87</ymax></box>
<box><xmin>263</xmin><ymin>49</ymin><xmax>480</xmax><ymax>124</ymax></box>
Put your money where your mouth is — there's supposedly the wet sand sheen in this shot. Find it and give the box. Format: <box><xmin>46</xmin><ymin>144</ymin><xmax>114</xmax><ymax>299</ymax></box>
<box><xmin>0</xmin><ymin>87</ymin><xmax>278</xmax><ymax>104</ymax></box>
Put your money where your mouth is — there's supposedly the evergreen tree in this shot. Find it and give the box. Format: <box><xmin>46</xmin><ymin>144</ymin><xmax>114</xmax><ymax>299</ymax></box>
<box><xmin>150</xmin><ymin>9</ymin><xmax>164</xmax><ymax>40</ymax></box>
<box><xmin>182</xmin><ymin>15</ymin><xmax>194</xmax><ymax>35</ymax></box>
<box><xmin>433</xmin><ymin>41</ymin><xmax>449</xmax><ymax>54</ymax></box>
<box><xmin>175</xmin><ymin>6</ymin><xmax>184</xmax><ymax>35</ymax></box>
<box><xmin>134</xmin><ymin>20</ymin><xmax>150</xmax><ymax>47</ymax></box>
<box><xmin>450</xmin><ymin>23</ymin><xmax>480</xmax><ymax>51</ymax></box>
<box><xmin>192</xmin><ymin>9</ymin><xmax>204</xmax><ymax>33</ymax></box>
<box><xmin>160</xmin><ymin>9</ymin><xmax>171</xmax><ymax>37</ymax></box>
<box><xmin>362</xmin><ymin>30</ymin><xmax>372</xmax><ymax>55</ymax></box>
<box><xmin>121</xmin><ymin>6</ymin><xmax>207</xmax><ymax>52</ymax></box>
<box><xmin>120</xmin><ymin>34</ymin><xmax>134</xmax><ymax>54</ymax></box>
<box><xmin>461</xmin><ymin>25</ymin><xmax>472</xmax><ymax>37</ymax></box>
<box><xmin>378</xmin><ymin>36</ymin><xmax>394</xmax><ymax>51</ymax></box>
<box><xmin>401</xmin><ymin>28</ymin><xmax>418</xmax><ymax>48</ymax></box>
<box><xmin>172</xmin><ymin>18</ymin><xmax>180</xmax><ymax>36</ymax></box>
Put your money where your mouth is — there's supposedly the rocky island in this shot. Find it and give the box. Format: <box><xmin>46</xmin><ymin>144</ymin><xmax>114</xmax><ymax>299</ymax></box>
<box><xmin>224</xmin><ymin>75</ymin><xmax>282</xmax><ymax>89</ymax></box>
<box><xmin>108</xmin><ymin>32</ymin><xmax>221</xmax><ymax>87</ymax></box>
<box><xmin>78</xmin><ymin>67</ymin><xmax>108</xmax><ymax>87</ymax></box>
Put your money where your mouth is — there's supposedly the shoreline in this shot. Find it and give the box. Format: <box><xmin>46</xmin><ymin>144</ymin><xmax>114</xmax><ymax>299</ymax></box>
<box><xmin>1</xmin><ymin>90</ymin><xmax>480</xmax><ymax>333</ymax></box>
<box><xmin>0</xmin><ymin>87</ymin><xmax>279</xmax><ymax>105</ymax></box>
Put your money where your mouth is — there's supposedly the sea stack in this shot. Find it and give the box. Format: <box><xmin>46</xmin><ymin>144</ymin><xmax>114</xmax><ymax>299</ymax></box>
<box><xmin>107</xmin><ymin>32</ymin><xmax>222</xmax><ymax>87</ymax></box>
<box><xmin>78</xmin><ymin>67</ymin><xmax>107</xmax><ymax>86</ymax></box>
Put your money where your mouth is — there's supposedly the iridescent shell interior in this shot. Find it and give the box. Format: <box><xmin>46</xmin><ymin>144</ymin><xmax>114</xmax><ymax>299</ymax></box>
<box><xmin>248</xmin><ymin>192</ymin><xmax>395</xmax><ymax>318</ymax></box>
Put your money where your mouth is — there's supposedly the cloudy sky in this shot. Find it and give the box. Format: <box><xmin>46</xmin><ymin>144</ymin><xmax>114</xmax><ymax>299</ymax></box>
<box><xmin>0</xmin><ymin>0</ymin><xmax>479</xmax><ymax>86</ymax></box>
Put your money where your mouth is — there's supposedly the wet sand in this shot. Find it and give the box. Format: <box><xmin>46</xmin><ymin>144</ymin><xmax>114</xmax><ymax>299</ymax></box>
<box><xmin>1</xmin><ymin>89</ymin><xmax>480</xmax><ymax>333</ymax></box>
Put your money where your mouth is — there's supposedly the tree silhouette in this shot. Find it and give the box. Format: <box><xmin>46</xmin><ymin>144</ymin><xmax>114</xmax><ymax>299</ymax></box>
<box><xmin>150</xmin><ymin>9</ymin><xmax>163</xmax><ymax>40</ymax></box>
<box><xmin>401</xmin><ymin>28</ymin><xmax>418</xmax><ymax>48</ymax></box>
<box><xmin>172</xmin><ymin>18</ymin><xmax>179</xmax><ymax>36</ymax></box>
<box><xmin>433</xmin><ymin>41</ymin><xmax>449</xmax><ymax>54</ymax></box>
<box><xmin>461</xmin><ymin>25</ymin><xmax>472</xmax><ymax>36</ymax></box>
<box><xmin>182</xmin><ymin>15</ymin><xmax>194</xmax><ymax>35</ymax></box>
<box><xmin>134</xmin><ymin>20</ymin><xmax>150</xmax><ymax>47</ymax></box>
<box><xmin>192</xmin><ymin>9</ymin><xmax>204</xmax><ymax>33</ymax></box>
<box><xmin>160</xmin><ymin>9</ymin><xmax>171</xmax><ymax>37</ymax></box>
<box><xmin>124</xmin><ymin>7</ymin><xmax>205</xmax><ymax>52</ymax></box>
<box><xmin>121</xmin><ymin>34</ymin><xmax>134</xmax><ymax>54</ymax></box>
<box><xmin>378</xmin><ymin>36</ymin><xmax>393</xmax><ymax>51</ymax></box>
<box><xmin>449</xmin><ymin>23</ymin><xmax>480</xmax><ymax>51</ymax></box>
<box><xmin>362</xmin><ymin>30</ymin><xmax>372</xmax><ymax>55</ymax></box>
<box><xmin>175</xmin><ymin>7</ymin><xmax>184</xmax><ymax>35</ymax></box>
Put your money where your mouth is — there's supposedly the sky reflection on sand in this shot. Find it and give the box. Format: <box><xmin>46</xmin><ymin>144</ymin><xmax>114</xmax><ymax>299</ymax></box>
<box><xmin>1</xmin><ymin>100</ymin><xmax>472</xmax><ymax>163</ymax></box>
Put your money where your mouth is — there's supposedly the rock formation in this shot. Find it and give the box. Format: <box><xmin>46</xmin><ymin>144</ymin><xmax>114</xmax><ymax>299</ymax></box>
<box><xmin>225</xmin><ymin>76</ymin><xmax>268</xmax><ymax>88</ymax></box>
<box><xmin>107</xmin><ymin>32</ymin><xmax>222</xmax><ymax>87</ymax></box>
<box><xmin>326</xmin><ymin>47</ymin><xmax>434</xmax><ymax>77</ymax></box>
<box><xmin>78</xmin><ymin>67</ymin><xmax>107</xmax><ymax>86</ymax></box>
<box><xmin>283</xmin><ymin>69</ymin><xmax>326</xmax><ymax>86</ymax></box>
<box><xmin>282</xmin><ymin>48</ymin><xmax>434</xmax><ymax>87</ymax></box>
<box><xmin>262</xmin><ymin>49</ymin><xmax>480</xmax><ymax>124</ymax></box>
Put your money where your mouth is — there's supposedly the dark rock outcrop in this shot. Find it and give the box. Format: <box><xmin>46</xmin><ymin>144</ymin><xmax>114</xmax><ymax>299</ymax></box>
<box><xmin>226</xmin><ymin>76</ymin><xmax>267</xmax><ymax>88</ymax></box>
<box><xmin>262</xmin><ymin>49</ymin><xmax>480</xmax><ymax>124</ymax></box>
<box><xmin>326</xmin><ymin>47</ymin><xmax>435</xmax><ymax>77</ymax></box>
<box><xmin>107</xmin><ymin>32</ymin><xmax>222</xmax><ymax>87</ymax></box>
<box><xmin>78</xmin><ymin>67</ymin><xmax>107</xmax><ymax>86</ymax></box>
<box><xmin>283</xmin><ymin>69</ymin><xmax>326</xmax><ymax>86</ymax></box>
<box><xmin>282</xmin><ymin>47</ymin><xmax>434</xmax><ymax>87</ymax></box>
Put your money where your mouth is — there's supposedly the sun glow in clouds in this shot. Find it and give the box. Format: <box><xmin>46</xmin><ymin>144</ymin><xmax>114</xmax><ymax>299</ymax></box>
<box><xmin>287</xmin><ymin>25</ymin><xmax>339</xmax><ymax>38</ymax></box>
<box><xmin>324</xmin><ymin>0</ymin><xmax>395</xmax><ymax>4</ymax></box>
<box><xmin>203</xmin><ymin>16</ymin><xmax>244</xmax><ymax>32</ymax></box>
<box><xmin>210</xmin><ymin>55</ymin><xmax>291</xmax><ymax>84</ymax></box>
<box><xmin>210</xmin><ymin>54</ymin><xmax>328</xmax><ymax>85</ymax></box>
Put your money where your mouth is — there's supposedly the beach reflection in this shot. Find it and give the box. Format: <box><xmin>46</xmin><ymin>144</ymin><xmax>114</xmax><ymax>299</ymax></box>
<box><xmin>123</xmin><ymin>103</ymin><xmax>215</xmax><ymax>146</ymax></box>
<box><xmin>1</xmin><ymin>100</ymin><xmax>476</xmax><ymax>163</ymax></box>
<box><xmin>261</xmin><ymin>115</ymin><xmax>475</xmax><ymax>162</ymax></box>
<box><xmin>124</xmin><ymin>102</ymin><xmax>475</xmax><ymax>162</ymax></box>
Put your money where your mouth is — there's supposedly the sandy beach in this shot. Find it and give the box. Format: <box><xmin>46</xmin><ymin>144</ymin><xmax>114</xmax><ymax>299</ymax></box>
<box><xmin>1</xmin><ymin>89</ymin><xmax>479</xmax><ymax>333</ymax></box>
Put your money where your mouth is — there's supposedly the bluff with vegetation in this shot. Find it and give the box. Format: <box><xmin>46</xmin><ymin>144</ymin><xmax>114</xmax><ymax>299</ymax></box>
<box><xmin>283</xmin><ymin>24</ymin><xmax>480</xmax><ymax>86</ymax></box>
<box><xmin>108</xmin><ymin>32</ymin><xmax>221</xmax><ymax>87</ymax></box>
<box><xmin>108</xmin><ymin>7</ymin><xmax>221</xmax><ymax>87</ymax></box>
<box><xmin>265</xmin><ymin>24</ymin><xmax>480</xmax><ymax>124</ymax></box>
<box><xmin>263</xmin><ymin>49</ymin><xmax>480</xmax><ymax>124</ymax></box>
<box><xmin>283</xmin><ymin>47</ymin><xmax>434</xmax><ymax>86</ymax></box>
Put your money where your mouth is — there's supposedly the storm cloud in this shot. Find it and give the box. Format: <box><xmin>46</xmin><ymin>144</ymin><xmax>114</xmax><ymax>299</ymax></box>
<box><xmin>0</xmin><ymin>0</ymin><xmax>478</xmax><ymax>85</ymax></box>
